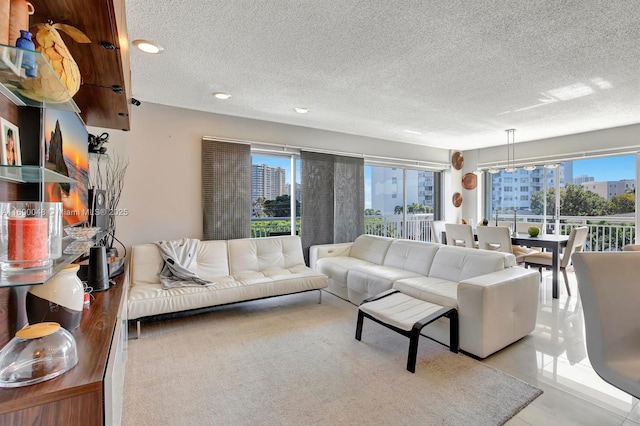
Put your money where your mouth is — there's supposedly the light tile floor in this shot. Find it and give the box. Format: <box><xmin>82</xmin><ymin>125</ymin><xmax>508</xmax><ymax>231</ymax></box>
<box><xmin>492</xmin><ymin>267</ymin><xmax>639</xmax><ymax>425</ymax></box>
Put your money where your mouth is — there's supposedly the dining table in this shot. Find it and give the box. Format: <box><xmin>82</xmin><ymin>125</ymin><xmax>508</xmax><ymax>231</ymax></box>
<box><xmin>511</xmin><ymin>233</ymin><xmax>569</xmax><ymax>299</ymax></box>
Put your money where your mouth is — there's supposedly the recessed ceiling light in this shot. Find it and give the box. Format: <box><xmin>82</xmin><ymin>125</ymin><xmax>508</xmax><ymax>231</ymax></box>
<box><xmin>132</xmin><ymin>39</ymin><xmax>164</xmax><ymax>54</ymax></box>
<box><xmin>212</xmin><ymin>92</ymin><xmax>231</xmax><ymax>100</ymax></box>
<box><xmin>294</xmin><ymin>107</ymin><xmax>308</xmax><ymax>114</ymax></box>
<box><xmin>404</xmin><ymin>130</ymin><xmax>422</xmax><ymax>135</ymax></box>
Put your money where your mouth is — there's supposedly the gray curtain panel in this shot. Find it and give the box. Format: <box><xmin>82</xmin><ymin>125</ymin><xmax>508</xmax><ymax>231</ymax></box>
<box><xmin>202</xmin><ymin>139</ymin><xmax>251</xmax><ymax>240</ymax></box>
<box><xmin>301</xmin><ymin>151</ymin><xmax>364</xmax><ymax>263</ymax></box>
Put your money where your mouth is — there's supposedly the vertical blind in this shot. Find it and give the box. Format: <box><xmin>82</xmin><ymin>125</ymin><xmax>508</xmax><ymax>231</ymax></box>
<box><xmin>202</xmin><ymin>139</ymin><xmax>251</xmax><ymax>240</ymax></box>
<box><xmin>301</xmin><ymin>151</ymin><xmax>364</xmax><ymax>262</ymax></box>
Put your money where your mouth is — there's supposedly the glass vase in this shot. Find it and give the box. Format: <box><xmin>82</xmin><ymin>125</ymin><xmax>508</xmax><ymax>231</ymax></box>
<box><xmin>15</xmin><ymin>29</ymin><xmax>36</xmax><ymax>78</ymax></box>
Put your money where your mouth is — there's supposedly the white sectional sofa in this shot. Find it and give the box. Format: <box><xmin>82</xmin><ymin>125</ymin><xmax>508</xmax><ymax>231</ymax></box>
<box><xmin>129</xmin><ymin>236</ymin><xmax>328</xmax><ymax>333</ymax></box>
<box><xmin>310</xmin><ymin>235</ymin><xmax>540</xmax><ymax>358</ymax></box>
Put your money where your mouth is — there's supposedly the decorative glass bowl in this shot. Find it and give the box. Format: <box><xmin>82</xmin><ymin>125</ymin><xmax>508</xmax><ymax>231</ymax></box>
<box><xmin>64</xmin><ymin>226</ymin><xmax>101</xmax><ymax>240</ymax></box>
<box><xmin>0</xmin><ymin>322</ymin><xmax>78</xmax><ymax>387</ymax></box>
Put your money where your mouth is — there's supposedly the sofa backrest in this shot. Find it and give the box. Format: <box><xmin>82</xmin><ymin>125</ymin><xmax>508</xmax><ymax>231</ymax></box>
<box><xmin>227</xmin><ymin>235</ymin><xmax>305</xmax><ymax>275</ymax></box>
<box><xmin>383</xmin><ymin>239</ymin><xmax>440</xmax><ymax>276</ymax></box>
<box><xmin>130</xmin><ymin>240</ymin><xmax>230</xmax><ymax>284</ymax></box>
<box><xmin>349</xmin><ymin>235</ymin><xmax>394</xmax><ymax>264</ymax></box>
<box><xmin>429</xmin><ymin>246</ymin><xmax>516</xmax><ymax>282</ymax></box>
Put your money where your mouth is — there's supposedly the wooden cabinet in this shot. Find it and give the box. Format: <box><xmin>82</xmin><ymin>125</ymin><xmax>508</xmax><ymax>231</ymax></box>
<box><xmin>29</xmin><ymin>0</ymin><xmax>131</xmax><ymax>131</ymax></box>
<box><xmin>0</xmin><ymin>272</ymin><xmax>128</xmax><ymax>425</ymax></box>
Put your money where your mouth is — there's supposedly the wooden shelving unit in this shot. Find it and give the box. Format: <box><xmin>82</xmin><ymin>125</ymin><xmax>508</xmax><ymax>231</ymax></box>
<box><xmin>0</xmin><ymin>272</ymin><xmax>128</xmax><ymax>425</ymax></box>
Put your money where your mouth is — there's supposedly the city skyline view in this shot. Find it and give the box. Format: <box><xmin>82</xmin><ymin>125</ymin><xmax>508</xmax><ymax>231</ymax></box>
<box><xmin>253</xmin><ymin>154</ymin><xmax>636</xmax><ymax>213</ymax></box>
<box><xmin>255</xmin><ymin>154</ymin><xmax>636</xmax><ymax>184</ymax></box>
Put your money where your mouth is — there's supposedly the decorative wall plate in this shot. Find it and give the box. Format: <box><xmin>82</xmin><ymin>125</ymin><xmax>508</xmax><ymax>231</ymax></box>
<box><xmin>451</xmin><ymin>151</ymin><xmax>464</xmax><ymax>170</ymax></box>
<box><xmin>452</xmin><ymin>192</ymin><xmax>463</xmax><ymax>208</ymax></box>
<box><xmin>462</xmin><ymin>172</ymin><xmax>477</xmax><ymax>190</ymax></box>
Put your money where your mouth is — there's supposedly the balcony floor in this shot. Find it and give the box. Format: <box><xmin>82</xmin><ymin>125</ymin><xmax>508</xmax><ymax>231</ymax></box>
<box><xmin>497</xmin><ymin>267</ymin><xmax>640</xmax><ymax>425</ymax></box>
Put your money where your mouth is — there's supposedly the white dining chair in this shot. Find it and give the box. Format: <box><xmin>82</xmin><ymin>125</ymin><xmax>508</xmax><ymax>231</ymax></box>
<box><xmin>430</xmin><ymin>220</ymin><xmax>446</xmax><ymax>244</ymax></box>
<box><xmin>524</xmin><ymin>226</ymin><xmax>589</xmax><ymax>296</ymax></box>
<box><xmin>444</xmin><ymin>223</ymin><xmax>477</xmax><ymax>248</ymax></box>
<box><xmin>515</xmin><ymin>222</ymin><xmax>542</xmax><ymax>234</ymax></box>
<box><xmin>476</xmin><ymin>226</ymin><xmax>536</xmax><ymax>263</ymax></box>
<box><xmin>572</xmin><ymin>251</ymin><xmax>640</xmax><ymax>399</ymax></box>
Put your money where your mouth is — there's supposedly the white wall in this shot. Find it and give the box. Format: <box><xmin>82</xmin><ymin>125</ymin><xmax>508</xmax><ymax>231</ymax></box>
<box><xmin>476</xmin><ymin>123</ymin><xmax>640</xmax><ymax>167</ymax></box>
<box><xmin>89</xmin><ymin>102</ymin><xmax>450</xmax><ymax>249</ymax></box>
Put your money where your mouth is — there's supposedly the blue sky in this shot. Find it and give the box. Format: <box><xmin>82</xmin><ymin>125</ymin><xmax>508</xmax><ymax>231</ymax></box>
<box><xmin>571</xmin><ymin>155</ymin><xmax>635</xmax><ymax>181</ymax></box>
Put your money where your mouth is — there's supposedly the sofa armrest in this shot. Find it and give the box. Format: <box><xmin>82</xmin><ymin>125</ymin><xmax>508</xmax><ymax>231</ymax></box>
<box><xmin>457</xmin><ymin>267</ymin><xmax>540</xmax><ymax>358</ymax></box>
<box><xmin>309</xmin><ymin>243</ymin><xmax>353</xmax><ymax>270</ymax></box>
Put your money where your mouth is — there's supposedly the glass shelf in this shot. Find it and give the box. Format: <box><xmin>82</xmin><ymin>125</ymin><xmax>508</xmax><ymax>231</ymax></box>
<box><xmin>0</xmin><ymin>44</ymin><xmax>79</xmax><ymax>113</ymax></box>
<box><xmin>0</xmin><ymin>231</ymin><xmax>108</xmax><ymax>287</ymax></box>
<box><xmin>0</xmin><ymin>165</ymin><xmax>77</xmax><ymax>184</ymax></box>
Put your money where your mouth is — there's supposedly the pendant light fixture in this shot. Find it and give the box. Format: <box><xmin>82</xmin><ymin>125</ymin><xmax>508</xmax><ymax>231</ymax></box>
<box><xmin>504</xmin><ymin>129</ymin><xmax>517</xmax><ymax>172</ymax></box>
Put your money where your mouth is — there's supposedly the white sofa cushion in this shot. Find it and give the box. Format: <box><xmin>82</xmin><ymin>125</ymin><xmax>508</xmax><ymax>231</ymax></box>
<box><xmin>349</xmin><ymin>235</ymin><xmax>394</xmax><ymax>264</ymax></box>
<box><xmin>130</xmin><ymin>240</ymin><xmax>230</xmax><ymax>285</ymax></box>
<box><xmin>315</xmin><ymin>257</ymin><xmax>374</xmax><ymax>287</ymax></box>
<box><xmin>347</xmin><ymin>265</ymin><xmax>425</xmax><ymax>304</ymax></box>
<box><xmin>428</xmin><ymin>246</ymin><xmax>515</xmax><ymax>282</ymax></box>
<box><xmin>382</xmin><ymin>240</ymin><xmax>440</xmax><ymax>276</ymax></box>
<box><xmin>392</xmin><ymin>276</ymin><xmax>458</xmax><ymax>309</ymax></box>
<box><xmin>227</xmin><ymin>235</ymin><xmax>305</xmax><ymax>275</ymax></box>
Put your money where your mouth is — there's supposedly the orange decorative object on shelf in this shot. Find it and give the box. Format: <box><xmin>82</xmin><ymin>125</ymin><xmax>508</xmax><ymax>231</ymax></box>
<box><xmin>8</xmin><ymin>217</ymin><xmax>48</xmax><ymax>263</ymax></box>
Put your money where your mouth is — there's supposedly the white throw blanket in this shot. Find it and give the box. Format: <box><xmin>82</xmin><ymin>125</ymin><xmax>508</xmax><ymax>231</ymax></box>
<box><xmin>154</xmin><ymin>238</ymin><xmax>216</xmax><ymax>289</ymax></box>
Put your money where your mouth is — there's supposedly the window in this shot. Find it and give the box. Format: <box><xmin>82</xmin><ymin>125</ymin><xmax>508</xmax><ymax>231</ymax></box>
<box><xmin>365</xmin><ymin>165</ymin><xmax>439</xmax><ymax>240</ymax></box>
<box><xmin>251</xmin><ymin>154</ymin><xmax>300</xmax><ymax>237</ymax></box>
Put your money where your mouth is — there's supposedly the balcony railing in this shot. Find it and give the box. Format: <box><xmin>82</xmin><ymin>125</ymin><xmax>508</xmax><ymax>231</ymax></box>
<box><xmin>251</xmin><ymin>214</ymin><xmax>636</xmax><ymax>251</ymax></box>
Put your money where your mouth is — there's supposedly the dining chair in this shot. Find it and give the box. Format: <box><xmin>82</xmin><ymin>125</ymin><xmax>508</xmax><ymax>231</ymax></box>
<box><xmin>572</xmin><ymin>251</ymin><xmax>640</xmax><ymax>399</ymax></box>
<box><xmin>430</xmin><ymin>220</ymin><xmax>446</xmax><ymax>244</ymax></box>
<box><xmin>523</xmin><ymin>226</ymin><xmax>589</xmax><ymax>296</ymax></box>
<box><xmin>476</xmin><ymin>226</ymin><xmax>536</xmax><ymax>263</ymax></box>
<box><xmin>444</xmin><ymin>223</ymin><xmax>477</xmax><ymax>248</ymax></box>
<box><xmin>515</xmin><ymin>222</ymin><xmax>542</xmax><ymax>234</ymax></box>
<box><xmin>489</xmin><ymin>221</ymin><xmax>513</xmax><ymax>228</ymax></box>
<box><xmin>622</xmin><ymin>244</ymin><xmax>640</xmax><ymax>251</ymax></box>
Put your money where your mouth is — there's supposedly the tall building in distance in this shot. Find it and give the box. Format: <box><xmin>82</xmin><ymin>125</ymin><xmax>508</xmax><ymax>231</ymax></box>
<box><xmin>490</xmin><ymin>162</ymin><xmax>573</xmax><ymax>212</ymax></box>
<box><xmin>369</xmin><ymin>167</ymin><xmax>435</xmax><ymax>215</ymax></box>
<box><xmin>252</xmin><ymin>164</ymin><xmax>286</xmax><ymax>201</ymax></box>
<box><xmin>574</xmin><ymin>174</ymin><xmax>595</xmax><ymax>185</ymax></box>
<box><xmin>580</xmin><ymin>179</ymin><xmax>636</xmax><ymax>200</ymax></box>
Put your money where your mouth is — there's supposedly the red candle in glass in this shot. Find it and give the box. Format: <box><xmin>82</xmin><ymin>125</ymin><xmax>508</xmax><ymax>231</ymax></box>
<box><xmin>8</xmin><ymin>217</ymin><xmax>49</xmax><ymax>262</ymax></box>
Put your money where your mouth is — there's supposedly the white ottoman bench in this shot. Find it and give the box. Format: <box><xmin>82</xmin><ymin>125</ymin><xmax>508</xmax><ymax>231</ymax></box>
<box><xmin>355</xmin><ymin>289</ymin><xmax>459</xmax><ymax>373</ymax></box>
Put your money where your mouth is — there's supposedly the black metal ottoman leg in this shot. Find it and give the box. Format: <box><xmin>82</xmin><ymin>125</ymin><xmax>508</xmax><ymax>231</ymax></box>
<box><xmin>355</xmin><ymin>310</ymin><xmax>364</xmax><ymax>341</ymax></box>
<box><xmin>407</xmin><ymin>330</ymin><xmax>420</xmax><ymax>373</ymax></box>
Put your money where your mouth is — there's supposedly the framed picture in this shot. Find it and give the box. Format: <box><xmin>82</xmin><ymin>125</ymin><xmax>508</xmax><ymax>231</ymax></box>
<box><xmin>0</xmin><ymin>118</ymin><xmax>21</xmax><ymax>166</ymax></box>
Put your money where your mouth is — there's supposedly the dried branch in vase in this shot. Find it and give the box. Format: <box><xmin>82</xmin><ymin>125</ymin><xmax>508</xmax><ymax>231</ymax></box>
<box><xmin>89</xmin><ymin>152</ymin><xmax>129</xmax><ymax>252</ymax></box>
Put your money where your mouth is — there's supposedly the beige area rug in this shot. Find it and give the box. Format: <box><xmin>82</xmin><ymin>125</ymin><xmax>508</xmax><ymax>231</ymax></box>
<box><xmin>123</xmin><ymin>291</ymin><xmax>541</xmax><ymax>426</ymax></box>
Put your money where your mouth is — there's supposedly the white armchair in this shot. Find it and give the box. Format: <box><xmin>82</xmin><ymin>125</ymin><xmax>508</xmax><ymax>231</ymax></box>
<box><xmin>573</xmin><ymin>252</ymin><xmax>640</xmax><ymax>399</ymax></box>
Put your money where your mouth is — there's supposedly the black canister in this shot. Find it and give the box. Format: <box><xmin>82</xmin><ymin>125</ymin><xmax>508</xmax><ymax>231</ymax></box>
<box><xmin>88</xmin><ymin>246</ymin><xmax>110</xmax><ymax>292</ymax></box>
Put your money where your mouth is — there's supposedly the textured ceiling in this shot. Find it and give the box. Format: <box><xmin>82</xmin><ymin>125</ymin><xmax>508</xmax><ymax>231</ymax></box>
<box><xmin>125</xmin><ymin>1</ymin><xmax>640</xmax><ymax>150</ymax></box>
